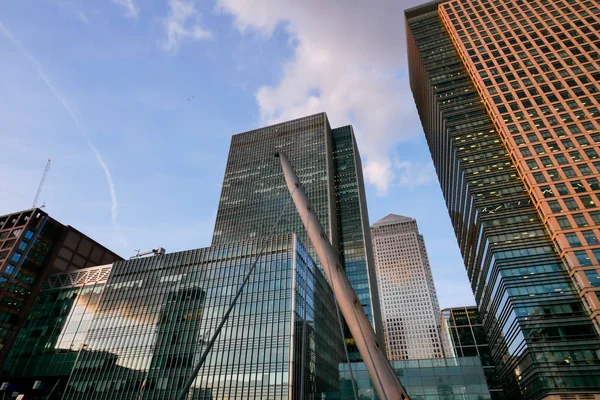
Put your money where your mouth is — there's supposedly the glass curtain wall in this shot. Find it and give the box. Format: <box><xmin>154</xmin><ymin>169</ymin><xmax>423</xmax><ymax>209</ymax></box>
<box><xmin>63</xmin><ymin>234</ymin><xmax>343</xmax><ymax>400</ymax></box>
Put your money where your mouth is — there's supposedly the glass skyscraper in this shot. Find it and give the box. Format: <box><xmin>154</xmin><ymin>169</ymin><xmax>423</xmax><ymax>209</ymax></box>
<box><xmin>406</xmin><ymin>1</ymin><xmax>600</xmax><ymax>399</ymax></box>
<box><xmin>212</xmin><ymin>114</ymin><xmax>336</xmax><ymax>252</ymax></box>
<box><xmin>212</xmin><ymin>113</ymin><xmax>384</xmax><ymax>360</ymax></box>
<box><xmin>61</xmin><ymin>234</ymin><xmax>344</xmax><ymax>399</ymax></box>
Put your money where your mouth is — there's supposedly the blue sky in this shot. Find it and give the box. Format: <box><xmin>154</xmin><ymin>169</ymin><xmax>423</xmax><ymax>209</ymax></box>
<box><xmin>0</xmin><ymin>0</ymin><xmax>475</xmax><ymax>308</ymax></box>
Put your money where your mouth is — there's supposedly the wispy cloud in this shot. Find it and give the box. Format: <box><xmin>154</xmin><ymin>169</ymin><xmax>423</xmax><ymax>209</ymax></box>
<box><xmin>0</xmin><ymin>21</ymin><xmax>124</xmax><ymax>242</ymax></box>
<box><xmin>78</xmin><ymin>10</ymin><xmax>89</xmax><ymax>23</ymax></box>
<box><xmin>395</xmin><ymin>160</ymin><xmax>436</xmax><ymax>191</ymax></box>
<box><xmin>162</xmin><ymin>0</ymin><xmax>212</xmax><ymax>54</ymax></box>
<box><xmin>217</xmin><ymin>0</ymin><xmax>423</xmax><ymax>195</ymax></box>
<box><xmin>43</xmin><ymin>0</ymin><xmax>90</xmax><ymax>23</ymax></box>
<box><xmin>111</xmin><ymin>0</ymin><xmax>139</xmax><ymax>19</ymax></box>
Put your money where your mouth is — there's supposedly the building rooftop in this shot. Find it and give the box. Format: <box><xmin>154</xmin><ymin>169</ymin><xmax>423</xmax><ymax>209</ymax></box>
<box><xmin>372</xmin><ymin>214</ymin><xmax>415</xmax><ymax>227</ymax></box>
<box><xmin>404</xmin><ymin>0</ymin><xmax>447</xmax><ymax>19</ymax></box>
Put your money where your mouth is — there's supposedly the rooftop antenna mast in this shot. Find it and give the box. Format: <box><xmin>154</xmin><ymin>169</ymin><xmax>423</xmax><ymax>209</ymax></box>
<box><xmin>33</xmin><ymin>158</ymin><xmax>51</xmax><ymax>208</ymax></box>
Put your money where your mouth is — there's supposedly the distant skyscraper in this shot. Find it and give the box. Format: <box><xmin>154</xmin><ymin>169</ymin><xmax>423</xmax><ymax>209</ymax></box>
<box><xmin>371</xmin><ymin>214</ymin><xmax>443</xmax><ymax>360</ymax></box>
<box><xmin>441</xmin><ymin>306</ymin><xmax>502</xmax><ymax>400</ymax></box>
<box><xmin>407</xmin><ymin>0</ymin><xmax>600</xmax><ymax>398</ymax></box>
<box><xmin>212</xmin><ymin>113</ymin><xmax>384</xmax><ymax>359</ymax></box>
<box><xmin>0</xmin><ymin>208</ymin><xmax>121</xmax><ymax>367</ymax></box>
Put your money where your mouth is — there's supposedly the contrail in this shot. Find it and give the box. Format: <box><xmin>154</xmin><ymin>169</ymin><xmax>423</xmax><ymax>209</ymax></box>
<box><xmin>0</xmin><ymin>21</ymin><xmax>124</xmax><ymax>240</ymax></box>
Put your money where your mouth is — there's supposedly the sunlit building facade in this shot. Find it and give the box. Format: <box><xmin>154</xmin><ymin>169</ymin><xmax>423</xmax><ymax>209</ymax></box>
<box><xmin>371</xmin><ymin>214</ymin><xmax>444</xmax><ymax>360</ymax></box>
<box><xmin>1</xmin><ymin>264</ymin><xmax>112</xmax><ymax>398</ymax></box>
<box><xmin>212</xmin><ymin>113</ymin><xmax>384</xmax><ymax>360</ymax></box>
<box><xmin>406</xmin><ymin>0</ymin><xmax>600</xmax><ymax>399</ymax></box>
<box><xmin>0</xmin><ymin>208</ymin><xmax>121</xmax><ymax>367</ymax></box>
<box><xmin>62</xmin><ymin>234</ymin><xmax>344</xmax><ymax>399</ymax></box>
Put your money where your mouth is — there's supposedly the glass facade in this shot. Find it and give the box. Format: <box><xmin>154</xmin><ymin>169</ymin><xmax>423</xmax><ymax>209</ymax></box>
<box><xmin>441</xmin><ymin>307</ymin><xmax>502</xmax><ymax>399</ymax></box>
<box><xmin>320</xmin><ymin>357</ymin><xmax>491</xmax><ymax>400</ymax></box>
<box><xmin>0</xmin><ymin>208</ymin><xmax>121</xmax><ymax>366</ymax></box>
<box><xmin>212</xmin><ymin>113</ymin><xmax>337</xmax><ymax>259</ymax></box>
<box><xmin>406</xmin><ymin>2</ymin><xmax>600</xmax><ymax>399</ymax></box>
<box><xmin>212</xmin><ymin>114</ymin><xmax>384</xmax><ymax>358</ymax></box>
<box><xmin>332</xmin><ymin>125</ymin><xmax>385</xmax><ymax>359</ymax></box>
<box><xmin>1</xmin><ymin>265</ymin><xmax>111</xmax><ymax>397</ymax></box>
<box><xmin>62</xmin><ymin>234</ymin><xmax>344</xmax><ymax>399</ymax></box>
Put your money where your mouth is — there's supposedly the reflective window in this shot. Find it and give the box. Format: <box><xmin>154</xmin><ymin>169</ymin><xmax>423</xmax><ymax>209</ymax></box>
<box><xmin>63</xmin><ymin>236</ymin><xmax>344</xmax><ymax>399</ymax></box>
<box><xmin>584</xmin><ymin>270</ymin><xmax>600</xmax><ymax>287</ymax></box>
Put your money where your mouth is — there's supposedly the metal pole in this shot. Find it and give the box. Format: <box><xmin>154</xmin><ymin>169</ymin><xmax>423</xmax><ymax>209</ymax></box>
<box><xmin>276</xmin><ymin>152</ymin><xmax>408</xmax><ymax>400</ymax></box>
<box><xmin>45</xmin><ymin>379</ymin><xmax>60</xmax><ymax>400</ymax></box>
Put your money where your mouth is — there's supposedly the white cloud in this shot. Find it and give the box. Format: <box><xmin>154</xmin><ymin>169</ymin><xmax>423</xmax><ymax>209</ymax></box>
<box><xmin>111</xmin><ymin>0</ymin><xmax>139</xmax><ymax>19</ymax></box>
<box><xmin>162</xmin><ymin>0</ymin><xmax>212</xmax><ymax>54</ymax></box>
<box><xmin>364</xmin><ymin>159</ymin><xmax>395</xmax><ymax>196</ymax></box>
<box><xmin>216</xmin><ymin>0</ymin><xmax>424</xmax><ymax>194</ymax></box>
<box><xmin>395</xmin><ymin>160</ymin><xmax>436</xmax><ymax>191</ymax></box>
<box><xmin>0</xmin><ymin>21</ymin><xmax>125</xmax><ymax>243</ymax></box>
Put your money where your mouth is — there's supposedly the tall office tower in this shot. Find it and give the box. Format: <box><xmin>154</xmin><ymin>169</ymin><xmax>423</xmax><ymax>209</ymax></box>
<box><xmin>212</xmin><ymin>113</ymin><xmax>384</xmax><ymax>359</ymax></box>
<box><xmin>0</xmin><ymin>208</ymin><xmax>121</xmax><ymax>367</ymax></box>
<box><xmin>441</xmin><ymin>306</ymin><xmax>502</xmax><ymax>400</ymax></box>
<box><xmin>406</xmin><ymin>1</ymin><xmax>600</xmax><ymax>399</ymax></box>
<box><xmin>62</xmin><ymin>234</ymin><xmax>344</xmax><ymax>399</ymax></box>
<box><xmin>371</xmin><ymin>214</ymin><xmax>444</xmax><ymax>360</ymax></box>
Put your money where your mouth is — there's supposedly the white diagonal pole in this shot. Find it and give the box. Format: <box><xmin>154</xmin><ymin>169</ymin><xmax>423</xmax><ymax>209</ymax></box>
<box><xmin>277</xmin><ymin>152</ymin><xmax>408</xmax><ymax>400</ymax></box>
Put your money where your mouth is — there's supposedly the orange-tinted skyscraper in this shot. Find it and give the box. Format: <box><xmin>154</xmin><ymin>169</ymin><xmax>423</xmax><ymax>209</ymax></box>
<box><xmin>406</xmin><ymin>0</ymin><xmax>600</xmax><ymax>399</ymax></box>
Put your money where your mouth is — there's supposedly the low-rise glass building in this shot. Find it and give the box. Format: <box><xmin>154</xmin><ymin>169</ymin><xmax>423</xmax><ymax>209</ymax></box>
<box><xmin>61</xmin><ymin>233</ymin><xmax>344</xmax><ymax>399</ymax></box>
<box><xmin>1</xmin><ymin>264</ymin><xmax>113</xmax><ymax>398</ymax></box>
<box><xmin>321</xmin><ymin>357</ymin><xmax>492</xmax><ymax>400</ymax></box>
<box><xmin>441</xmin><ymin>307</ymin><xmax>502</xmax><ymax>400</ymax></box>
